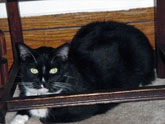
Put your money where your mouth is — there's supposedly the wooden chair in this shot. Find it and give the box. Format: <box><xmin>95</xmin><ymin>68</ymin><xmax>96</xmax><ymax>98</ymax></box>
<box><xmin>1</xmin><ymin>0</ymin><xmax>165</xmax><ymax>123</ymax></box>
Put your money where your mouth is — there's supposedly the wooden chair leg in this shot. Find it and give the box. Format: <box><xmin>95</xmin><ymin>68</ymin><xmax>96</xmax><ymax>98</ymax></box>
<box><xmin>0</xmin><ymin>101</ymin><xmax>6</xmax><ymax>124</ymax></box>
<box><xmin>0</xmin><ymin>31</ymin><xmax>8</xmax><ymax>88</ymax></box>
<box><xmin>6</xmin><ymin>0</ymin><xmax>24</xmax><ymax>61</ymax></box>
<box><xmin>0</xmin><ymin>30</ymin><xmax>8</xmax><ymax>124</ymax></box>
<box><xmin>155</xmin><ymin>0</ymin><xmax>165</xmax><ymax>78</ymax></box>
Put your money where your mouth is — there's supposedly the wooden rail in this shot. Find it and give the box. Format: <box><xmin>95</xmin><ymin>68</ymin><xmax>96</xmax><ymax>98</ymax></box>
<box><xmin>7</xmin><ymin>86</ymin><xmax>165</xmax><ymax>111</ymax></box>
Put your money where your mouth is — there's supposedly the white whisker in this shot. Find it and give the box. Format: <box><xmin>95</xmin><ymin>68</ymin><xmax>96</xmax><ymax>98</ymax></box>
<box><xmin>51</xmin><ymin>82</ymin><xmax>72</xmax><ymax>91</ymax></box>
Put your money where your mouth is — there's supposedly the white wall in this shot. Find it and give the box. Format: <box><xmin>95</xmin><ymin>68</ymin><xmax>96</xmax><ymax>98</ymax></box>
<box><xmin>0</xmin><ymin>0</ymin><xmax>154</xmax><ymax>18</ymax></box>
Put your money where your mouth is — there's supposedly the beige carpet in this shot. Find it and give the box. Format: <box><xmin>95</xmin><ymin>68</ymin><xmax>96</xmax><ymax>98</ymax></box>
<box><xmin>6</xmin><ymin>78</ymin><xmax>165</xmax><ymax>124</ymax></box>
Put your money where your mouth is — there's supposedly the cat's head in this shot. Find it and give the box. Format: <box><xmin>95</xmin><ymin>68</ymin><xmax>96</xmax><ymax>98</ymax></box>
<box><xmin>16</xmin><ymin>43</ymin><xmax>71</xmax><ymax>95</ymax></box>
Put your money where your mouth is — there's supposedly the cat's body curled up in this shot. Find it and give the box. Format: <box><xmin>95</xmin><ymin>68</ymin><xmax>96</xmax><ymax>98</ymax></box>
<box><xmin>11</xmin><ymin>21</ymin><xmax>155</xmax><ymax>124</ymax></box>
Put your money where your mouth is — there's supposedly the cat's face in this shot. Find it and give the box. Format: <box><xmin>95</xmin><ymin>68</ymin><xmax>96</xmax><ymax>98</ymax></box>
<box><xmin>17</xmin><ymin>43</ymin><xmax>71</xmax><ymax>96</ymax></box>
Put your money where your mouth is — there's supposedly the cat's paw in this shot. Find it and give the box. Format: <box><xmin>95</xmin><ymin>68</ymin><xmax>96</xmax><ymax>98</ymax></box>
<box><xmin>10</xmin><ymin>114</ymin><xmax>29</xmax><ymax>124</ymax></box>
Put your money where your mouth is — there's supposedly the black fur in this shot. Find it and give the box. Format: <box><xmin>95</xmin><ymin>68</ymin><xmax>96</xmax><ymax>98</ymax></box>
<box><xmin>14</xmin><ymin>21</ymin><xmax>155</xmax><ymax>123</ymax></box>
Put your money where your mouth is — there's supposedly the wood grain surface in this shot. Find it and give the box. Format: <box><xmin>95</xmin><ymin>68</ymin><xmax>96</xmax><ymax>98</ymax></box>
<box><xmin>0</xmin><ymin>8</ymin><xmax>154</xmax><ymax>31</ymax></box>
<box><xmin>0</xmin><ymin>7</ymin><xmax>154</xmax><ymax>68</ymax></box>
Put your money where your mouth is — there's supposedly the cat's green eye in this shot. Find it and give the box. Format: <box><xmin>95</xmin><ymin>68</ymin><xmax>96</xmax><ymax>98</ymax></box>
<box><xmin>30</xmin><ymin>68</ymin><xmax>38</xmax><ymax>74</ymax></box>
<box><xmin>49</xmin><ymin>68</ymin><xmax>58</xmax><ymax>74</ymax></box>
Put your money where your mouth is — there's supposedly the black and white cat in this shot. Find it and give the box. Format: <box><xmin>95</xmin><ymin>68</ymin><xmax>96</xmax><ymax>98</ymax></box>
<box><xmin>11</xmin><ymin>21</ymin><xmax>155</xmax><ymax>124</ymax></box>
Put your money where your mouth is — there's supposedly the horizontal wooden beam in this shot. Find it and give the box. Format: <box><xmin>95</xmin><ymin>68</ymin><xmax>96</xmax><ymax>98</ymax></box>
<box><xmin>0</xmin><ymin>8</ymin><xmax>154</xmax><ymax>32</ymax></box>
<box><xmin>7</xmin><ymin>86</ymin><xmax>165</xmax><ymax>111</ymax></box>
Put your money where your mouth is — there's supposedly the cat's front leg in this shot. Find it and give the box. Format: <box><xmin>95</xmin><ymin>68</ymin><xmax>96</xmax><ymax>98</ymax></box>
<box><xmin>10</xmin><ymin>115</ymin><xmax>29</xmax><ymax>124</ymax></box>
<box><xmin>10</xmin><ymin>110</ymin><xmax>30</xmax><ymax>124</ymax></box>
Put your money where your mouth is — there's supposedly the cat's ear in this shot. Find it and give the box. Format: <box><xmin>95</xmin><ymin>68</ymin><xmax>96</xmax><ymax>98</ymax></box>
<box><xmin>56</xmin><ymin>43</ymin><xmax>70</xmax><ymax>61</ymax></box>
<box><xmin>16</xmin><ymin>43</ymin><xmax>35</xmax><ymax>61</ymax></box>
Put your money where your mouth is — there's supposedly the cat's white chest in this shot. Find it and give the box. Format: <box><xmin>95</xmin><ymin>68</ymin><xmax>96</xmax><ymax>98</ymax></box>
<box><xmin>25</xmin><ymin>87</ymin><xmax>49</xmax><ymax>118</ymax></box>
<box><xmin>25</xmin><ymin>87</ymin><xmax>49</xmax><ymax>96</ymax></box>
<box><xmin>24</xmin><ymin>86</ymin><xmax>62</xmax><ymax>118</ymax></box>
<box><xmin>30</xmin><ymin>109</ymin><xmax>48</xmax><ymax>118</ymax></box>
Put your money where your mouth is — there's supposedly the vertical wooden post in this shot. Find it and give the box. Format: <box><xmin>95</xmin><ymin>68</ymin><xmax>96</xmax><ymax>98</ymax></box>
<box><xmin>155</xmin><ymin>0</ymin><xmax>165</xmax><ymax>78</ymax></box>
<box><xmin>0</xmin><ymin>58</ymin><xmax>7</xmax><ymax>89</ymax></box>
<box><xmin>0</xmin><ymin>102</ymin><xmax>5</xmax><ymax>124</ymax></box>
<box><xmin>0</xmin><ymin>31</ymin><xmax>8</xmax><ymax>88</ymax></box>
<box><xmin>6</xmin><ymin>0</ymin><xmax>24</xmax><ymax>61</ymax></box>
<box><xmin>1</xmin><ymin>1</ymin><xmax>24</xmax><ymax>123</ymax></box>
<box><xmin>0</xmin><ymin>31</ymin><xmax>7</xmax><ymax>124</ymax></box>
